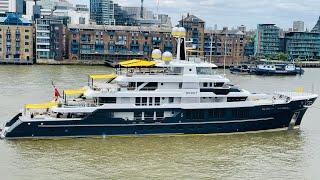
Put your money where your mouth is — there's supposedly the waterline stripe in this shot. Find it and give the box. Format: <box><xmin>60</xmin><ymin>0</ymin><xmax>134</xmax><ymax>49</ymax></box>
<box><xmin>38</xmin><ymin>117</ymin><xmax>274</xmax><ymax>128</ymax></box>
<box><xmin>2</xmin><ymin>127</ymin><xmax>296</xmax><ymax>140</ymax></box>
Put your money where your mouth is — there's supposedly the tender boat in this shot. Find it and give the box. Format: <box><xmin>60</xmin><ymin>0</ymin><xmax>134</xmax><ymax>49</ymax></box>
<box><xmin>229</xmin><ymin>65</ymin><xmax>252</xmax><ymax>75</ymax></box>
<box><xmin>0</xmin><ymin>27</ymin><xmax>317</xmax><ymax>139</ymax></box>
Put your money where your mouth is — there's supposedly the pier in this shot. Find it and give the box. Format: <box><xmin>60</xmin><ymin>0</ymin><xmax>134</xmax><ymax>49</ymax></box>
<box><xmin>296</xmin><ymin>61</ymin><xmax>320</xmax><ymax>68</ymax></box>
<box><xmin>0</xmin><ymin>59</ymin><xmax>34</xmax><ymax>65</ymax></box>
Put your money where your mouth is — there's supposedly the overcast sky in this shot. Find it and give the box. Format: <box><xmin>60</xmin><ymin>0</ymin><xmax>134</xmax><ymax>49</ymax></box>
<box><xmin>71</xmin><ymin>0</ymin><xmax>320</xmax><ymax>30</ymax></box>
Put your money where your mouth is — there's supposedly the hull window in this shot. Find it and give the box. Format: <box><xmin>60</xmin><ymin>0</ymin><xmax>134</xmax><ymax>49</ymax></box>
<box><xmin>232</xmin><ymin>108</ymin><xmax>250</xmax><ymax>119</ymax></box>
<box><xmin>208</xmin><ymin>109</ymin><xmax>225</xmax><ymax>120</ymax></box>
<box><xmin>186</xmin><ymin>110</ymin><xmax>205</xmax><ymax>120</ymax></box>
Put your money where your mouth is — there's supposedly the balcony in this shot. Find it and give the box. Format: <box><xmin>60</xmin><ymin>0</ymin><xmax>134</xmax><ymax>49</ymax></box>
<box><xmin>115</xmin><ymin>41</ymin><xmax>126</xmax><ymax>46</ymax></box>
<box><xmin>130</xmin><ymin>43</ymin><xmax>139</xmax><ymax>47</ymax></box>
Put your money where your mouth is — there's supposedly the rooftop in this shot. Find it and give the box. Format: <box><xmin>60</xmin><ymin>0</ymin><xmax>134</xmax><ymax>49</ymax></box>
<box><xmin>68</xmin><ymin>24</ymin><xmax>172</xmax><ymax>33</ymax></box>
<box><xmin>179</xmin><ymin>14</ymin><xmax>205</xmax><ymax>23</ymax></box>
<box><xmin>0</xmin><ymin>12</ymin><xmax>32</xmax><ymax>26</ymax></box>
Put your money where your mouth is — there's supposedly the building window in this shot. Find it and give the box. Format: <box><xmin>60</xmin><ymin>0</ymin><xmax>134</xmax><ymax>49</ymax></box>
<box><xmin>25</xmin><ymin>42</ymin><xmax>29</xmax><ymax>45</ymax></box>
<box><xmin>79</xmin><ymin>17</ymin><xmax>86</xmax><ymax>24</ymax></box>
<box><xmin>25</xmin><ymin>29</ymin><xmax>30</xmax><ymax>33</ymax></box>
<box><xmin>25</xmin><ymin>49</ymin><xmax>29</xmax><ymax>52</ymax></box>
<box><xmin>169</xmin><ymin>97</ymin><xmax>174</xmax><ymax>103</ymax></box>
<box><xmin>25</xmin><ymin>35</ymin><xmax>29</xmax><ymax>39</ymax></box>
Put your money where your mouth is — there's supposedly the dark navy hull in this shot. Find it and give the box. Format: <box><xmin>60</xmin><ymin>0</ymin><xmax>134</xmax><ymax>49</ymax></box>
<box><xmin>254</xmin><ymin>68</ymin><xmax>304</xmax><ymax>76</ymax></box>
<box><xmin>2</xmin><ymin>98</ymin><xmax>316</xmax><ymax>139</ymax></box>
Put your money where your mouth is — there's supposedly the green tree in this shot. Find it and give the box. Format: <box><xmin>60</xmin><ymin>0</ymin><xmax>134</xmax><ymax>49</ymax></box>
<box><xmin>276</xmin><ymin>53</ymin><xmax>288</xmax><ymax>61</ymax></box>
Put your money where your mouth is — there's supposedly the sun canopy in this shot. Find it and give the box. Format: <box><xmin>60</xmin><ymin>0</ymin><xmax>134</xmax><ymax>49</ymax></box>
<box><xmin>64</xmin><ymin>88</ymin><xmax>87</xmax><ymax>95</ymax></box>
<box><xmin>89</xmin><ymin>74</ymin><xmax>117</xmax><ymax>80</ymax></box>
<box><xmin>25</xmin><ymin>101</ymin><xmax>58</xmax><ymax>109</ymax></box>
<box><xmin>119</xmin><ymin>59</ymin><xmax>156</xmax><ymax>67</ymax></box>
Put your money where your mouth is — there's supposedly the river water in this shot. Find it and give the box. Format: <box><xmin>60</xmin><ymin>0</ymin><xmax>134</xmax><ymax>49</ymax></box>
<box><xmin>0</xmin><ymin>65</ymin><xmax>319</xmax><ymax>180</ymax></box>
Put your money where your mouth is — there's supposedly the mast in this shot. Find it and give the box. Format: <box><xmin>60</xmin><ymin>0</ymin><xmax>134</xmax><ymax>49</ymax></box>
<box><xmin>223</xmin><ymin>32</ymin><xmax>228</xmax><ymax>76</ymax></box>
<box><xmin>209</xmin><ymin>28</ymin><xmax>213</xmax><ymax>63</ymax></box>
<box><xmin>140</xmin><ymin>0</ymin><xmax>144</xmax><ymax>19</ymax></box>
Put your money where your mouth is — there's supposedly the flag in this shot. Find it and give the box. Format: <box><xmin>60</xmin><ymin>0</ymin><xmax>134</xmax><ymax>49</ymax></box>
<box><xmin>52</xmin><ymin>81</ymin><xmax>61</xmax><ymax>98</ymax></box>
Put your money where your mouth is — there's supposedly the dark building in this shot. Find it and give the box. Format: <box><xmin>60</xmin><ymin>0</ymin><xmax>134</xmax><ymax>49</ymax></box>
<box><xmin>244</xmin><ymin>42</ymin><xmax>254</xmax><ymax>59</ymax></box>
<box><xmin>36</xmin><ymin>15</ymin><xmax>68</xmax><ymax>60</ymax></box>
<box><xmin>311</xmin><ymin>16</ymin><xmax>320</xmax><ymax>33</ymax></box>
<box><xmin>50</xmin><ymin>23</ymin><xmax>66</xmax><ymax>60</ymax></box>
<box><xmin>285</xmin><ymin>32</ymin><xmax>320</xmax><ymax>60</ymax></box>
<box><xmin>66</xmin><ymin>24</ymin><xmax>175</xmax><ymax>64</ymax></box>
<box><xmin>204</xmin><ymin>27</ymin><xmax>246</xmax><ymax>64</ymax></box>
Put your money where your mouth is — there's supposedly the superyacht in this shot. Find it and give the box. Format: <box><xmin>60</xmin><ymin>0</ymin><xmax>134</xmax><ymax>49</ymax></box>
<box><xmin>1</xmin><ymin>27</ymin><xmax>318</xmax><ymax>139</ymax></box>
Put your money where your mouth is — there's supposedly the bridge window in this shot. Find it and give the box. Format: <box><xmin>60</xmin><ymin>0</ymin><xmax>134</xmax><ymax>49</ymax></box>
<box><xmin>227</xmin><ymin>97</ymin><xmax>247</xmax><ymax>102</ymax></box>
<box><xmin>197</xmin><ymin>67</ymin><xmax>215</xmax><ymax>75</ymax></box>
<box><xmin>214</xmin><ymin>82</ymin><xmax>224</xmax><ymax>87</ymax></box>
<box><xmin>141</xmin><ymin>82</ymin><xmax>158</xmax><ymax>91</ymax></box>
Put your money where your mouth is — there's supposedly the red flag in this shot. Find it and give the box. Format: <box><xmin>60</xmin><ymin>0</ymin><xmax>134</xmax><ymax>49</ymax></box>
<box><xmin>52</xmin><ymin>81</ymin><xmax>61</xmax><ymax>98</ymax></box>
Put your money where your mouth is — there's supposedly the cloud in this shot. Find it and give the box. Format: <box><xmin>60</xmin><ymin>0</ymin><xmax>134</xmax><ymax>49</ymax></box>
<box><xmin>70</xmin><ymin>0</ymin><xmax>320</xmax><ymax>30</ymax></box>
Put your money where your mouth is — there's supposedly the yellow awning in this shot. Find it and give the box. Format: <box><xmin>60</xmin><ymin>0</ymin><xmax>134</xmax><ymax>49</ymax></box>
<box><xmin>90</xmin><ymin>74</ymin><xmax>117</xmax><ymax>80</ymax></box>
<box><xmin>64</xmin><ymin>88</ymin><xmax>87</xmax><ymax>95</ymax></box>
<box><xmin>119</xmin><ymin>59</ymin><xmax>156</xmax><ymax>67</ymax></box>
<box><xmin>25</xmin><ymin>101</ymin><xmax>58</xmax><ymax>109</ymax></box>
<box><xmin>119</xmin><ymin>59</ymin><xmax>141</xmax><ymax>66</ymax></box>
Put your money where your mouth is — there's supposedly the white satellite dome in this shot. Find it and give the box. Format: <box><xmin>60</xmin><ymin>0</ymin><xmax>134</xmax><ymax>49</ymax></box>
<box><xmin>178</xmin><ymin>27</ymin><xmax>186</xmax><ymax>37</ymax></box>
<box><xmin>172</xmin><ymin>27</ymin><xmax>180</xmax><ymax>37</ymax></box>
<box><xmin>151</xmin><ymin>49</ymin><xmax>162</xmax><ymax>59</ymax></box>
<box><xmin>162</xmin><ymin>52</ymin><xmax>173</xmax><ymax>62</ymax></box>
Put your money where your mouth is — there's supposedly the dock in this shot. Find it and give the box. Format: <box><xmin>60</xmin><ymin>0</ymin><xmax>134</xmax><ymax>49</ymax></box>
<box><xmin>0</xmin><ymin>59</ymin><xmax>34</xmax><ymax>65</ymax></box>
<box><xmin>296</xmin><ymin>61</ymin><xmax>320</xmax><ymax>68</ymax></box>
